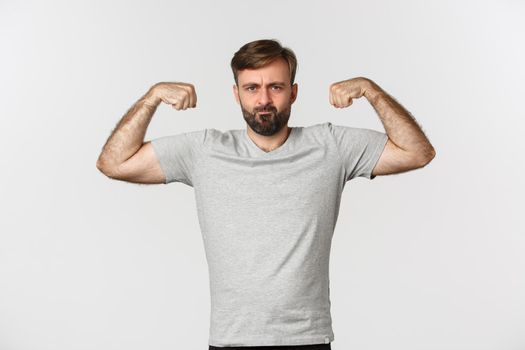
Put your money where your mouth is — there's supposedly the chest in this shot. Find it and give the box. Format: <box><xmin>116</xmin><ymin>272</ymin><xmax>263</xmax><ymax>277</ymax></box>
<box><xmin>194</xmin><ymin>147</ymin><xmax>343</xmax><ymax>219</ymax></box>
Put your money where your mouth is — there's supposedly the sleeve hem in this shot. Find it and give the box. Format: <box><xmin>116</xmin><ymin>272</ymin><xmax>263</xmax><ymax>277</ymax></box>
<box><xmin>367</xmin><ymin>134</ymin><xmax>389</xmax><ymax>180</ymax></box>
<box><xmin>150</xmin><ymin>139</ymin><xmax>169</xmax><ymax>184</ymax></box>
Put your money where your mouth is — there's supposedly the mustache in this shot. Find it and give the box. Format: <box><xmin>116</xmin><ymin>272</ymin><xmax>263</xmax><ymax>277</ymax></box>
<box><xmin>254</xmin><ymin>105</ymin><xmax>277</xmax><ymax>113</ymax></box>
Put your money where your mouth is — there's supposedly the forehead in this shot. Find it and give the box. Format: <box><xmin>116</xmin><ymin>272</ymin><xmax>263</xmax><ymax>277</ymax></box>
<box><xmin>237</xmin><ymin>58</ymin><xmax>290</xmax><ymax>84</ymax></box>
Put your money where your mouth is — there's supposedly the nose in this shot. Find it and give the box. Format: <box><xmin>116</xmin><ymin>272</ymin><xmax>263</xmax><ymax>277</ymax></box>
<box><xmin>257</xmin><ymin>87</ymin><xmax>271</xmax><ymax>106</ymax></box>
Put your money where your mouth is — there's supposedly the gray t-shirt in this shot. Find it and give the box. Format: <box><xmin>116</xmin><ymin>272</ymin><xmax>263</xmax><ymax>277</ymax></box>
<box><xmin>151</xmin><ymin>122</ymin><xmax>388</xmax><ymax>347</ymax></box>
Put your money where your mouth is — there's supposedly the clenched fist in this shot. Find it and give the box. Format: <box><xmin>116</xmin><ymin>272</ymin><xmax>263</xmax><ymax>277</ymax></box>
<box><xmin>145</xmin><ymin>82</ymin><xmax>197</xmax><ymax>110</ymax></box>
<box><xmin>329</xmin><ymin>77</ymin><xmax>373</xmax><ymax>108</ymax></box>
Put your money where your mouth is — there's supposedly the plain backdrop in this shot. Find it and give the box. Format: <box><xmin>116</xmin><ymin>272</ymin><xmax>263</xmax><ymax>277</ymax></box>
<box><xmin>1</xmin><ymin>1</ymin><xmax>524</xmax><ymax>349</ymax></box>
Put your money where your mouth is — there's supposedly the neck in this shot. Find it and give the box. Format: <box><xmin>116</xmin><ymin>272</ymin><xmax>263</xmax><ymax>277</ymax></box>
<box><xmin>247</xmin><ymin>125</ymin><xmax>291</xmax><ymax>153</ymax></box>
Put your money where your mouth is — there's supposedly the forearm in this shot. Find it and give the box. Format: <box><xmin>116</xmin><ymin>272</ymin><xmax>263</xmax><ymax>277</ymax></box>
<box><xmin>96</xmin><ymin>86</ymin><xmax>160</xmax><ymax>170</ymax></box>
<box><xmin>363</xmin><ymin>79</ymin><xmax>435</xmax><ymax>160</ymax></box>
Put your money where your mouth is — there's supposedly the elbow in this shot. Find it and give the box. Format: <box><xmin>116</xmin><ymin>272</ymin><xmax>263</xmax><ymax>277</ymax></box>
<box><xmin>96</xmin><ymin>159</ymin><xmax>104</xmax><ymax>172</ymax></box>
<box><xmin>96</xmin><ymin>158</ymin><xmax>108</xmax><ymax>174</ymax></box>
<box><xmin>417</xmin><ymin>147</ymin><xmax>436</xmax><ymax>168</ymax></box>
<box><xmin>96</xmin><ymin>159</ymin><xmax>119</xmax><ymax>179</ymax></box>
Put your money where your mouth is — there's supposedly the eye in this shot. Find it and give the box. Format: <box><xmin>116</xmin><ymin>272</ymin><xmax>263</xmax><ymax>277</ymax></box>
<box><xmin>272</xmin><ymin>86</ymin><xmax>282</xmax><ymax>90</ymax></box>
<box><xmin>246</xmin><ymin>86</ymin><xmax>256</xmax><ymax>92</ymax></box>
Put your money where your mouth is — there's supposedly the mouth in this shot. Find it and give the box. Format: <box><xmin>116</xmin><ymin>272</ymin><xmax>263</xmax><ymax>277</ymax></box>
<box><xmin>258</xmin><ymin>112</ymin><xmax>273</xmax><ymax>123</ymax></box>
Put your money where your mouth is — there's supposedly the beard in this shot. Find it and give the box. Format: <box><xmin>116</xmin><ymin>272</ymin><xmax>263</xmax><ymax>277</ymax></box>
<box><xmin>240</xmin><ymin>100</ymin><xmax>291</xmax><ymax>136</ymax></box>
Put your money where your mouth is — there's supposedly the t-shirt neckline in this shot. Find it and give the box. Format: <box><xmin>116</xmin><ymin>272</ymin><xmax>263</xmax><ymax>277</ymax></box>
<box><xmin>243</xmin><ymin>126</ymin><xmax>296</xmax><ymax>157</ymax></box>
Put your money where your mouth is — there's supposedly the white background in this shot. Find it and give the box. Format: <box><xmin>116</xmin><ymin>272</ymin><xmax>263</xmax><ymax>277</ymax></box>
<box><xmin>1</xmin><ymin>1</ymin><xmax>524</xmax><ymax>349</ymax></box>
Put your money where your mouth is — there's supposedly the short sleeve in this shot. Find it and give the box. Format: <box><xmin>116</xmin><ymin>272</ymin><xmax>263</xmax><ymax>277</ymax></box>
<box><xmin>327</xmin><ymin>122</ymin><xmax>388</xmax><ymax>181</ymax></box>
<box><xmin>150</xmin><ymin>129</ymin><xmax>207</xmax><ymax>186</ymax></box>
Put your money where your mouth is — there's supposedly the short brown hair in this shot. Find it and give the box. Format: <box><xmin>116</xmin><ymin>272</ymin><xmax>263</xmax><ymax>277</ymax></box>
<box><xmin>230</xmin><ymin>39</ymin><xmax>298</xmax><ymax>86</ymax></box>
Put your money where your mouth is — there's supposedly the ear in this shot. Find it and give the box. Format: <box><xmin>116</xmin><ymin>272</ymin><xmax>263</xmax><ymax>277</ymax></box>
<box><xmin>290</xmin><ymin>83</ymin><xmax>298</xmax><ymax>104</ymax></box>
<box><xmin>233</xmin><ymin>84</ymin><xmax>240</xmax><ymax>105</ymax></box>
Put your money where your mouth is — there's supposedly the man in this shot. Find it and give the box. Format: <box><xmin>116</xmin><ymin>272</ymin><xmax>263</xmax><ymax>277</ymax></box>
<box><xmin>96</xmin><ymin>39</ymin><xmax>435</xmax><ymax>349</ymax></box>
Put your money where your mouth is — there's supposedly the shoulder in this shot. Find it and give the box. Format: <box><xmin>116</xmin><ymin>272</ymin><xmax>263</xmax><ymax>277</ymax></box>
<box><xmin>298</xmin><ymin>122</ymin><xmax>332</xmax><ymax>137</ymax></box>
<box><xmin>203</xmin><ymin>127</ymin><xmax>241</xmax><ymax>145</ymax></box>
<box><xmin>302</xmin><ymin>122</ymin><xmax>362</xmax><ymax>137</ymax></box>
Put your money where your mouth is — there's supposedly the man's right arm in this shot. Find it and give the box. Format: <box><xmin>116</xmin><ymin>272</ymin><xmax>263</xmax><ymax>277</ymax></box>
<box><xmin>95</xmin><ymin>82</ymin><xmax>197</xmax><ymax>184</ymax></box>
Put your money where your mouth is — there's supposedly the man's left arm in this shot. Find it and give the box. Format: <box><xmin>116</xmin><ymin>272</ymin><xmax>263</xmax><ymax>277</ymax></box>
<box><xmin>329</xmin><ymin>77</ymin><xmax>436</xmax><ymax>177</ymax></box>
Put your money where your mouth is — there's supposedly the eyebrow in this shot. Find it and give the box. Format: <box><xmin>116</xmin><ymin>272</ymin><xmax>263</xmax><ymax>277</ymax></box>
<box><xmin>241</xmin><ymin>81</ymin><xmax>287</xmax><ymax>88</ymax></box>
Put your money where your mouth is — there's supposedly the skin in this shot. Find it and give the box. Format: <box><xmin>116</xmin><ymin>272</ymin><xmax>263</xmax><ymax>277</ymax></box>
<box><xmin>96</xmin><ymin>56</ymin><xmax>435</xmax><ymax>184</ymax></box>
<box><xmin>232</xmin><ymin>57</ymin><xmax>298</xmax><ymax>152</ymax></box>
<box><xmin>95</xmin><ymin>82</ymin><xmax>197</xmax><ymax>183</ymax></box>
<box><xmin>329</xmin><ymin>77</ymin><xmax>436</xmax><ymax>174</ymax></box>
